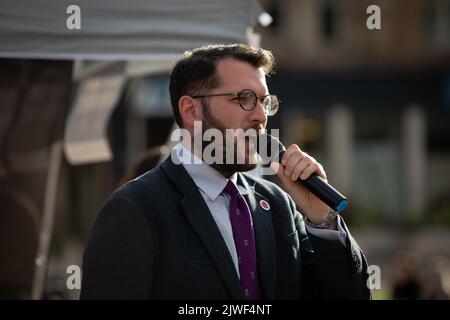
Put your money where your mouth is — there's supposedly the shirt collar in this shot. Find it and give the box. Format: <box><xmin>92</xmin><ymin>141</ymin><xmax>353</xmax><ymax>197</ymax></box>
<box><xmin>174</xmin><ymin>144</ymin><xmax>248</xmax><ymax>201</ymax></box>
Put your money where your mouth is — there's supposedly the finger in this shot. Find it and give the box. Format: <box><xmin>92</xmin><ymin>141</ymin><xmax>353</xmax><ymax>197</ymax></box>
<box><xmin>290</xmin><ymin>157</ymin><xmax>311</xmax><ymax>181</ymax></box>
<box><xmin>281</xmin><ymin>144</ymin><xmax>303</xmax><ymax>167</ymax></box>
<box><xmin>283</xmin><ymin>153</ymin><xmax>303</xmax><ymax>178</ymax></box>
<box><xmin>316</xmin><ymin>163</ymin><xmax>327</xmax><ymax>181</ymax></box>
<box><xmin>271</xmin><ymin>162</ymin><xmax>293</xmax><ymax>182</ymax></box>
<box><xmin>271</xmin><ymin>161</ymin><xmax>293</xmax><ymax>185</ymax></box>
<box><xmin>300</xmin><ymin>163</ymin><xmax>321</xmax><ymax>180</ymax></box>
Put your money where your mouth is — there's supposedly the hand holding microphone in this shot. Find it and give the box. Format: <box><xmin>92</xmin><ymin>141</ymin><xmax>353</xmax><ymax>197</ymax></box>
<box><xmin>258</xmin><ymin>133</ymin><xmax>348</xmax><ymax>222</ymax></box>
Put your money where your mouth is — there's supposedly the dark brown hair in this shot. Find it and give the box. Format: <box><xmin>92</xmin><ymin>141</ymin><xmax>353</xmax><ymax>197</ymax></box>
<box><xmin>169</xmin><ymin>43</ymin><xmax>275</xmax><ymax>127</ymax></box>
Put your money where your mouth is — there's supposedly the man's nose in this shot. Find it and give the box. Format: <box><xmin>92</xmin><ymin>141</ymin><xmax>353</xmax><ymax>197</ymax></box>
<box><xmin>249</xmin><ymin>99</ymin><xmax>268</xmax><ymax>125</ymax></box>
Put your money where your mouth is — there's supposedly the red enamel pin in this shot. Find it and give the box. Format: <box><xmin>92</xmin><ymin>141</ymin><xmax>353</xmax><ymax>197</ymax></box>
<box><xmin>259</xmin><ymin>200</ymin><xmax>270</xmax><ymax>211</ymax></box>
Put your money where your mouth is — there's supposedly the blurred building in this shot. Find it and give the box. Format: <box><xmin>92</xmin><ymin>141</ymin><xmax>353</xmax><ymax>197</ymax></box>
<box><xmin>257</xmin><ymin>0</ymin><xmax>450</xmax><ymax>225</ymax></box>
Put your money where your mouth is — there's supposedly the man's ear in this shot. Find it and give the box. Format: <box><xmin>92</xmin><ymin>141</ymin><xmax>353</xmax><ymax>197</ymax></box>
<box><xmin>178</xmin><ymin>95</ymin><xmax>201</xmax><ymax>129</ymax></box>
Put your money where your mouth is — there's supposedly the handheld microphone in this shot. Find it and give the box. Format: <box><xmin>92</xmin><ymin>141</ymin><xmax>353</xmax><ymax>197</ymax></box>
<box><xmin>258</xmin><ymin>133</ymin><xmax>348</xmax><ymax>212</ymax></box>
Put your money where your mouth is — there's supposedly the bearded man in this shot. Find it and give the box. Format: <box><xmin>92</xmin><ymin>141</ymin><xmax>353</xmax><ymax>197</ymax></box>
<box><xmin>80</xmin><ymin>44</ymin><xmax>370</xmax><ymax>300</ymax></box>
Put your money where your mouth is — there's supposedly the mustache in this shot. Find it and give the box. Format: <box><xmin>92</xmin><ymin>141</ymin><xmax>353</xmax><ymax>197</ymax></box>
<box><xmin>241</xmin><ymin>124</ymin><xmax>265</xmax><ymax>135</ymax></box>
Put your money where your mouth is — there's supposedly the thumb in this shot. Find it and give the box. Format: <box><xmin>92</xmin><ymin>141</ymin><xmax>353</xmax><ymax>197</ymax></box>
<box><xmin>269</xmin><ymin>161</ymin><xmax>282</xmax><ymax>175</ymax></box>
<box><xmin>270</xmin><ymin>161</ymin><xmax>291</xmax><ymax>185</ymax></box>
<box><xmin>270</xmin><ymin>161</ymin><xmax>305</xmax><ymax>193</ymax></box>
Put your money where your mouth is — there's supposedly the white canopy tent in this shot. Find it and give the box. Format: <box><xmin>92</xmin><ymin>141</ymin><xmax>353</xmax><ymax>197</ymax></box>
<box><xmin>0</xmin><ymin>0</ymin><xmax>266</xmax><ymax>61</ymax></box>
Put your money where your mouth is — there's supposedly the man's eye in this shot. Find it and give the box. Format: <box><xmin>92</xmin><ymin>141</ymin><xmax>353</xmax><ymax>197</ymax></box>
<box><xmin>239</xmin><ymin>95</ymin><xmax>252</xmax><ymax>103</ymax></box>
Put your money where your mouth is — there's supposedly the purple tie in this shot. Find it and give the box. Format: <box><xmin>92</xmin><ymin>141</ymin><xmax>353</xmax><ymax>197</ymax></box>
<box><xmin>223</xmin><ymin>180</ymin><xmax>262</xmax><ymax>300</ymax></box>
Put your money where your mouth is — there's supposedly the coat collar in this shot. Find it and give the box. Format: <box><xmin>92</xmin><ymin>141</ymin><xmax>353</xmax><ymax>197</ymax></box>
<box><xmin>161</xmin><ymin>153</ymin><xmax>243</xmax><ymax>299</ymax></box>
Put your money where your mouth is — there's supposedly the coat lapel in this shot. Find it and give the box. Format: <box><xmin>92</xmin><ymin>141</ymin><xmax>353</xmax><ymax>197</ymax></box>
<box><xmin>238</xmin><ymin>173</ymin><xmax>276</xmax><ymax>300</ymax></box>
<box><xmin>161</xmin><ymin>156</ymin><xmax>244</xmax><ymax>299</ymax></box>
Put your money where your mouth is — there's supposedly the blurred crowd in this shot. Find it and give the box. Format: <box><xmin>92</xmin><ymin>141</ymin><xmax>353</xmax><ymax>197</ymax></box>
<box><xmin>392</xmin><ymin>251</ymin><xmax>449</xmax><ymax>300</ymax></box>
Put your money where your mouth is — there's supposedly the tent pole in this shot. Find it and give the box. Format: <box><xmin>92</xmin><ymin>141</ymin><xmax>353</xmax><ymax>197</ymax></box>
<box><xmin>31</xmin><ymin>140</ymin><xmax>63</xmax><ymax>299</ymax></box>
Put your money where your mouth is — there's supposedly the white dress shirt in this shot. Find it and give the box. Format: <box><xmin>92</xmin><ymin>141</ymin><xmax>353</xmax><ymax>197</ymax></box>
<box><xmin>174</xmin><ymin>144</ymin><xmax>347</xmax><ymax>277</ymax></box>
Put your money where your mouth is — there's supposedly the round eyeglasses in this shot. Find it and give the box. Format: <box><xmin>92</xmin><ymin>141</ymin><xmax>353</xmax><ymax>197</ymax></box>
<box><xmin>192</xmin><ymin>89</ymin><xmax>280</xmax><ymax>116</ymax></box>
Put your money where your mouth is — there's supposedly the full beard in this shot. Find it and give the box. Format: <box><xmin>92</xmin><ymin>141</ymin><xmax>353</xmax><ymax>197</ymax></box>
<box><xmin>198</xmin><ymin>102</ymin><xmax>262</xmax><ymax>177</ymax></box>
